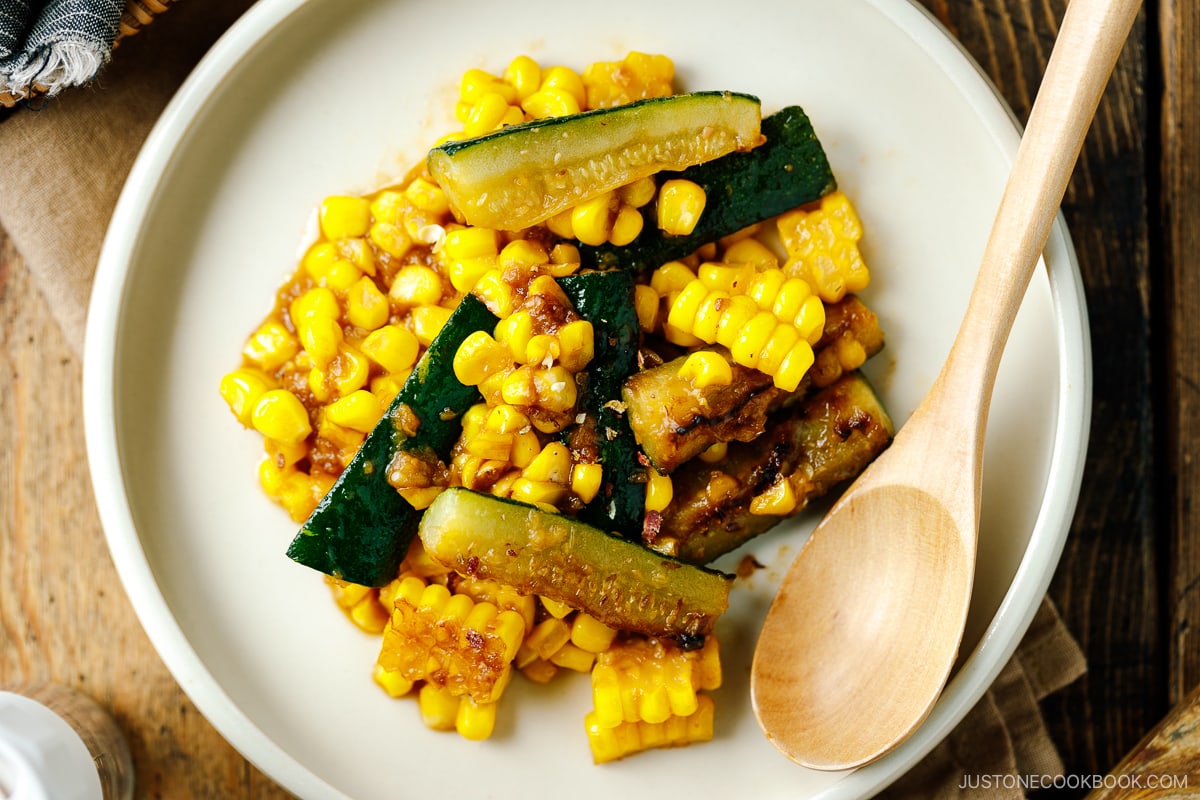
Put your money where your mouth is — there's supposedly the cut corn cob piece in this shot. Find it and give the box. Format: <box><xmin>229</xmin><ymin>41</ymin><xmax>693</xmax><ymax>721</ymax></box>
<box><xmin>377</xmin><ymin>577</ymin><xmax>526</xmax><ymax>703</ymax></box>
<box><xmin>585</xmin><ymin>693</ymin><xmax>715</xmax><ymax>764</ymax></box>
<box><xmin>590</xmin><ymin>635</ymin><xmax>720</xmax><ymax>728</ymax></box>
<box><xmin>777</xmin><ymin>190</ymin><xmax>870</xmax><ymax>303</ymax></box>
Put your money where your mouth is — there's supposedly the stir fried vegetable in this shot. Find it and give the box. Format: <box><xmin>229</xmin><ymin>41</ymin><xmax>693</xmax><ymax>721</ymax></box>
<box><xmin>220</xmin><ymin>50</ymin><xmax>892</xmax><ymax>763</ymax></box>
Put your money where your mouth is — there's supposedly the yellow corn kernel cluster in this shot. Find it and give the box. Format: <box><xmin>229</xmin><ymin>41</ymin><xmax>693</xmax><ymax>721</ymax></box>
<box><xmin>586</xmin><ymin>694</ymin><xmax>716</xmax><ymax>764</ymax></box>
<box><xmin>777</xmin><ymin>191</ymin><xmax>871</xmax><ymax>303</ymax></box>
<box><xmin>664</xmin><ymin>263</ymin><xmax>824</xmax><ymax>392</ymax></box>
<box><xmin>221</xmin><ymin>168</ymin><xmax>462</xmax><ymax>521</ymax></box>
<box><xmin>585</xmin><ymin>635</ymin><xmax>721</xmax><ymax>762</ymax></box>
<box><xmin>581</xmin><ymin>51</ymin><xmax>676</xmax><ymax>109</ymax></box>
<box><xmin>546</xmin><ymin>177</ymin><xmax>655</xmax><ymax>247</ymax></box>
<box><xmin>514</xmin><ymin>598</ymin><xmax>619</xmax><ymax>684</ymax></box>
<box><xmin>377</xmin><ymin>576</ymin><xmax>526</xmax><ymax>704</ymax></box>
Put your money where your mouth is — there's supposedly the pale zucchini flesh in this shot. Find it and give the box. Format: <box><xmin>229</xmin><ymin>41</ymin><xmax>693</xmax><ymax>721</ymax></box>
<box><xmin>418</xmin><ymin>487</ymin><xmax>731</xmax><ymax>638</ymax></box>
<box><xmin>428</xmin><ymin>91</ymin><xmax>762</xmax><ymax>230</ymax></box>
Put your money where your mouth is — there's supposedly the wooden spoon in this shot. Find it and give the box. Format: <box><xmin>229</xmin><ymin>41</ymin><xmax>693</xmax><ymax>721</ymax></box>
<box><xmin>750</xmin><ymin>0</ymin><xmax>1140</xmax><ymax>771</ymax></box>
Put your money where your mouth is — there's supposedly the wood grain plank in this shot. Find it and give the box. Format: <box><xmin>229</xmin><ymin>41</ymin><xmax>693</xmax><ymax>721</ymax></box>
<box><xmin>917</xmin><ymin>0</ymin><xmax>1161</xmax><ymax>780</ymax></box>
<box><xmin>1161</xmin><ymin>0</ymin><xmax>1200</xmax><ymax>708</ymax></box>
<box><xmin>0</xmin><ymin>236</ymin><xmax>293</xmax><ymax>799</ymax></box>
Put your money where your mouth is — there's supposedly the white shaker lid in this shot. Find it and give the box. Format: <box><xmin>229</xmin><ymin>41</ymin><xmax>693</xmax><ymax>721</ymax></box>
<box><xmin>0</xmin><ymin>692</ymin><xmax>103</xmax><ymax>800</ymax></box>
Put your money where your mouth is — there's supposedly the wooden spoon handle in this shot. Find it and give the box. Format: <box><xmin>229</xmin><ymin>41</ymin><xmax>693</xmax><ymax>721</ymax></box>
<box><xmin>936</xmin><ymin>0</ymin><xmax>1141</xmax><ymax>412</ymax></box>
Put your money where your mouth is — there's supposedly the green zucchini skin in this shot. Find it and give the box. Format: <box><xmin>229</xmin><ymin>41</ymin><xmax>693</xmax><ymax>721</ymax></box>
<box><xmin>419</xmin><ymin>487</ymin><xmax>731</xmax><ymax>638</ymax></box>
<box><xmin>557</xmin><ymin>270</ymin><xmax>645</xmax><ymax>537</ymax></box>
<box><xmin>286</xmin><ymin>294</ymin><xmax>498</xmax><ymax>587</ymax></box>
<box><xmin>579</xmin><ymin>105</ymin><xmax>837</xmax><ymax>273</ymax></box>
<box><xmin>429</xmin><ymin>91</ymin><xmax>763</xmax><ymax>231</ymax></box>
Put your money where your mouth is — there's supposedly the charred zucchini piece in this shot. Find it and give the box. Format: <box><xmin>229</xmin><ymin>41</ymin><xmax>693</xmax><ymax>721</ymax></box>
<box><xmin>651</xmin><ymin>372</ymin><xmax>893</xmax><ymax>564</ymax></box>
<box><xmin>429</xmin><ymin>91</ymin><xmax>762</xmax><ymax>231</ymax></box>
<box><xmin>623</xmin><ymin>295</ymin><xmax>884</xmax><ymax>473</ymax></box>
<box><xmin>558</xmin><ymin>270</ymin><xmax>645</xmax><ymax>536</ymax></box>
<box><xmin>287</xmin><ymin>294</ymin><xmax>498</xmax><ymax>587</ymax></box>
<box><xmin>419</xmin><ymin>488</ymin><xmax>731</xmax><ymax>638</ymax></box>
<box><xmin>579</xmin><ymin>106</ymin><xmax>836</xmax><ymax>273</ymax></box>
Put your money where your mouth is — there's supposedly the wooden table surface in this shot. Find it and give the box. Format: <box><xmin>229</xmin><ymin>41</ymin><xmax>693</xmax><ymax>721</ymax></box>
<box><xmin>0</xmin><ymin>1</ymin><xmax>1195</xmax><ymax>797</ymax></box>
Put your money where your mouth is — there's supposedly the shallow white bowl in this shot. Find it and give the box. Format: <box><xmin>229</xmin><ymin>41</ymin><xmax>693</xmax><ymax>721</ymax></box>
<box><xmin>84</xmin><ymin>1</ymin><xmax>1090</xmax><ymax>797</ymax></box>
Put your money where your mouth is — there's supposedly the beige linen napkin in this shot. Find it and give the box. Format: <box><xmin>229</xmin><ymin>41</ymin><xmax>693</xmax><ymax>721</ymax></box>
<box><xmin>0</xmin><ymin>3</ymin><xmax>1088</xmax><ymax>795</ymax></box>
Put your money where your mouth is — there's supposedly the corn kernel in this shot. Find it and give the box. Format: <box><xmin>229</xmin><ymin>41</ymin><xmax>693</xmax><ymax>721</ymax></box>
<box><xmin>251</xmin><ymin>389</ymin><xmax>311</xmax><ymax>446</ymax></box>
<box><xmin>242</xmin><ymin>320</ymin><xmax>299</xmax><ymax>371</ymax></box>
<box><xmin>526</xmin><ymin>617</ymin><xmax>571</xmax><ymax>659</ymax></box>
<box><xmin>724</xmin><ymin>236</ymin><xmax>779</xmax><ymax>271</ymax></box>
<box><xmin>677</xmin><ymin>351</ymin><xmax>732</xmax><ymax>389</ymax></box>
<box><xmin>337</xmin><ymin>237</ymin><xmax>376</xmax><ymax>276</ymax></box>
<box><xmin>454</xmin><ymin>330</ymin><xmax>513</xmax><ymax>386</ymax></box>
<box><xmin>319</xmin><ymin>195</ymin><xmax>371</xmax><ymax>240</ymax></box>
<box><xmin>699</xmin><ymin>262</ymin><xmax>755</xmax><ymax>294</ymax></box>
<box><xmin>220</xmin><ymin>367</ymin><xmax>275</xmax><ymax>426</ymax></box>
<box><xmin>521</xmin><ymin>658</ymin><xmax>559</xmax><ymax>684</ymax></box>
<box><xmin>556</xmin><ymin>320</ymin><xmax>594</xmax><ymax>372</ymax></box>
<box><xmin>690</xmin><ymin>289</ymin><xmax>729</xmax><ymax>343</ymax></box>
<box><xmin>510</xmin><ymin>430</ymin><xmax>542</xmax><ymax>469</ymax></box>
<box><xmin>346</xmin><ymin>277</ymin><xmax>389</xmax><ymax>330</ymax></box>
<box><xmin>299</xmin><ymin>315</ymin><xmax>343</xmax><ymax>368</ymax></box>
<box><xmin>509</xmin><ymin>477</ymin><xmax>566</xmax><ymax>507</ymax></box>
<box><xmin>748</xmin><ymin>268</ymin><xmax>786</xmax><ymax>310</ymax></box>
<box><xmin>772</xmin><ymin>277</ymin><xmax>814</xmax><ymax>322</ymax></box>
<box><xmin>328</xmin><ymin>345</ymin><xmax>369</xmax><ymax>398</ymax></box>
<box><xmin>473</xmin><ymin>271</ymin><xmax>518</xmax><ymax>318</ymax></box>
<box><xmin>545</xmin><ymin>208</ymin><xmax>576</xmax><ymax>239</ymax></box>
<box><xmin>485</xmin><ymin>404</ymin><xmax>530</xmax><ymax>435</ymax></box>
<box><xmin>349</xmin><ymin>593</ymin><xmax>389</xmax><ymax>634</ymax></box>
<box><xmin>443</xmin><ymin>227</ymin><xmax>500</xmax><ymax>260</ymax></box>
<box><xmin>289</xmin><ymin>287</ymin><xmax>340</xmax><ymax>327</ymax></box>
<box><xmin>265</xmin><ymin>436</ymin><xmax>307</xmax><ymax>469</ymax></box>
<box><xmin>523</xmin><ymin>442</ymin><xmax>572</xmax><ymax>484</ymax></box>
<box><xmin>493</xmin><ymin>310</ymin><xmax>535</xmax><ymax>362</ymax></box>
<box><xmin>774</xmin><ymin>340</ymin><xmax>815</xmax><ymax>392</ymax></box>
<box><xmin>465</xmin><ymin>431</ymin><xmax>513</xmax><ymax>461</ymax></box>
<box><xmin>758</xmin><ymin>324</ymin><xmax>800</xmax><ymax>375</ymax></box>
<box><xmin>373</xmin><ymin>663</ymin><xmax>414</xmax><ymax>698</ymax></box>
<box><xmin>650</xmin><ymin>261</ymin><xmax>696</xmax><ymax>296</ymax></box>
<box><xmin>619</xmin><ymin>176</ymin><xmax>658</xmax><ymax>209</ymax></box>
<box><xmin>699</xmin><ymin>442</ymin><xmax>727</xmax><ymax>463</ymax></box>
<box><xmin>464</xmin><ymin>91</ymin><xmax>512</xmax><ymax>138</ymax></box>
<box><xmin>361</xmin><ymin>324</ymin><xmax>419</xmax><ymax>374</ymax></box>
<box><xmin>713</xmin><ymin>295</ymin><xmax>759</xmax><ymax>349</ymax></box>
<box><xmin>645</xmin><ymin>469</ymin><xmax>673</xmax><ymax>512</ymax></box>
<box><xmin>411</xmin><ymin>305</ymin><xmax>453</xmax><ymax>346</ymax></box>
<box><xmin>539</xmin><ymin>65</ymin><xmax>586</xmax><ymax>107</ymax></box>
<box><xmin>326</xmin><ymin>390</ymin><xmax>384</xmax><ymax>433</ymax></box>
<box><xmin>571</xmin><ymin>191</ymin><xmax>616</xmax><ymax>247</ymax></box>
<box><xmin>522</xmin><ymin>87</ymin><xmax>581</xmax><ymax>118</ymax></box>
<box><xmin>498</xmin><ymin>239</ymin><xmax>549</xmax><ymax>271</ymax></box>
<box><xmin>419</xmin><ymin>683</ymin><xmax>459</xmax><ymax>731</ymax></box>
<box><xmin>500</xmin><ymin>366</ymin><xmax>537</xmax><ymax>406</ymax></box>
<box><xmin>750</xmin><ymin>476</ymin><xmax>798</xmax><ymax>516</ymax></box>
<box><xmin>460</xmin><ymin>68</ymin><xmax>516</xmax><ymax>104</ymax></box>
<box><xmin>390</xmin><ymin>265</ymin><xmax>444</xmax><ymax>308</ymax></box>
<box><xmin>571</xmin><ymin>462</ymin><xmax>603</xmax><ymax>504</ymax></box>
<box><xmin>533</xmin><ymin>365</ymin><xmax>578</xmax><ymax>413</ymax></box>
<box><xmin>730</xmin><ymin>311</ymin><xmax>780</xmax><ymax>369</ymax></box>
<box><xmin>369</xmin><ymin>221</ymin><xmax>413</xmax><ymax>259</ymax></box>
<box><xmin>633</xmin><ymin>284</ymin><xmax>660</xmax><ymax>333</ymax></box>
<box><xmin>504</xmin><ymin>55</ymin><xmax>541</xmax><ymax>101</ymax></box>
<box><xmin>369</xmin><ymin>190</ymin><xmax>407</xmax><ymax>225</ymax></box>
<box><xmin>540</xmin><ymin>596</ymin><xmax>574</xmax><ymax>619</ymax></box>
<box><xmin>456</xmin><ymin>697</ymin><xmax>497</xmax><ymax>741</ymax></box>
<box><xmin>656</xmin><ymin>179</ymin><xmax>706</xmax><ymax>235</ymax></box>
<box><xmin>665</xmin><ymin>280</ymin><xmax>709</xmax><ymax>332</ymax></box>
<box><xmin>303</xmin><ymin>241</ymin><xmax>339</xmax><ymax>280</ymax></box>
<box><xmin>571</xmin><ymin>613</ymin><xmax>617</xmax><ymax>653</ymax></box>
<box><xmin>550</xmin><ymin>641</ymin><xmax>596</xmax><ymax>673</ymax></box>
<box><xmin>835</xmin><ymin>334</ymin><xmax>868</xmax><ymax>371</ymax></box>
<box><xmin>609</xmin><ymin>205</ymin><xmax>644</xmax><ymax>246</ymax></box>
<box><xmin>795</xmin><ymin>294</ymin><xmax>827</xmax><ymax>345</ymax></box>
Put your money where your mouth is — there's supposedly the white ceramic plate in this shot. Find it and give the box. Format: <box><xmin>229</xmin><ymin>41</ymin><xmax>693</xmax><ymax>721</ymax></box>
<box><xmin>84</xmin><ymin>1</ymin><xmax>1090</xmax><ymax>797</ymax></box>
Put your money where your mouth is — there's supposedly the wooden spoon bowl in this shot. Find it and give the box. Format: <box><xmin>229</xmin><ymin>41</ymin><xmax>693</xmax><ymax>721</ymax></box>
<box><xmin>750</xmin><ymin>0</ymin><xmax>1141</xmax><ymax>771</ymax></box>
